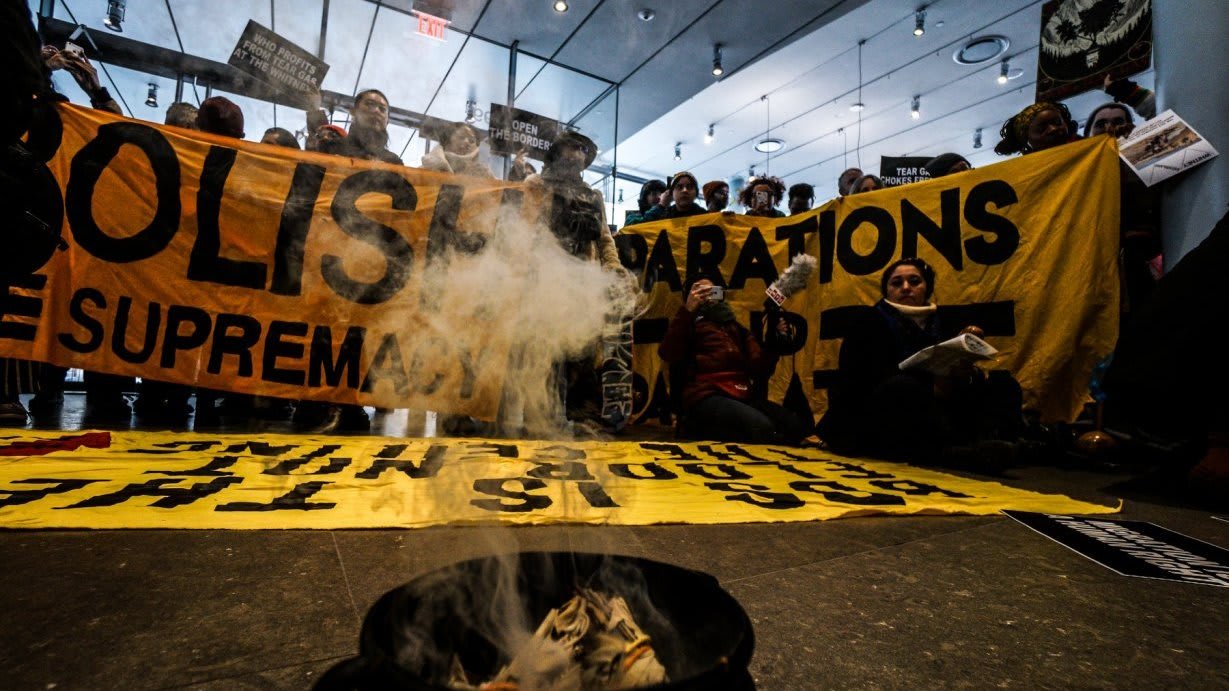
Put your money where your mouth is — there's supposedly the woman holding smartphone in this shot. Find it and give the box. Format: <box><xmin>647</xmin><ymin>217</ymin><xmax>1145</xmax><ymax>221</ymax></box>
<box><xmin>739</xmin><ymin>176</ymin><xmax>786</xmax><ymax>217</ymax></box>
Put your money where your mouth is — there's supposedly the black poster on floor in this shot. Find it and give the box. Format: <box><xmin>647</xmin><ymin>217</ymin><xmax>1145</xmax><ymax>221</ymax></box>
<box><xmin>1004</xmin><ymin>511</ymin><xmax>1229</xmax><ymax>587</ymax></box>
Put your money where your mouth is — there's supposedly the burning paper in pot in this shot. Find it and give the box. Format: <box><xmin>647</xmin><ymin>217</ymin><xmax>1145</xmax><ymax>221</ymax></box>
<box><xmin>447</xmin><ymin>588</ymin><xmax>668</xmax><ymax>690</ymax></box>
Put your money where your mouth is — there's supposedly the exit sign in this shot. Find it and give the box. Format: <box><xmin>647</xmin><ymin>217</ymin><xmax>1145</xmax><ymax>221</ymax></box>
<box><xmin>413</xmin><ymin>9</ymin><xmax>449</xmax><ymax>41</ymax></box>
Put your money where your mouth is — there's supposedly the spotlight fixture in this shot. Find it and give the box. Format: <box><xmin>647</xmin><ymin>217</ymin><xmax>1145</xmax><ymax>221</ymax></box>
<box><xmin>464</xmin><ymin>99</ymin><xmax>477</xmax><ymax>123</ymax></box>
<box><xmin>749</xmin><ymin>164</ymin><xmax>756</xmax><ymax>178</ymax></box>
<box><xmin>704</xmin><ymin>124</ymin><xmax>714</xmax><ymax>145</ymax></box>
<box><xmin>913</xmin><ymin>7</ymin><xmax>926</xmax><ymax>37</ymax></box>
<box><xmin>553</xmin><ymin>0</ymin><xmax>568</xmax><ymax>12</ymax></box>
<box><xmin>637</xmin><ymin>8</ymin><xmax>655</xmax><ymax>21</ymax></box>
<box><xmin>973</xmin><ymin>127</ymin><xmax>983</xmax><ymax>149</ymax></box>
<box><xmin>104</xmin><ymin>0</ymin><xmax>126</xmax><ymax>32</ymax></box>
<box><xmin>674</xmin><ymin>142</ymin><xmax>681</xmax><ymax>161</ymax></box>
<box><xmin>849</xmin><ymin>102</ymin><xmax>865</xmax><ymax>113</ymax></box>
<box><xmin>997</xmin><ymin>60</ymin><xmax>1010</xmax><ymax>85</ymax></box>
<box><xmin>617</xmin><ymin>189</ymin><xmax>624</xmax><ymax>203</ymax></box>
<box><xmin>910</xmin><ymin>95</ymin><xmax>921</xmax><ymax>120</ymax></box>
<box><xmin>711</xmin><ymin>44</ymin><xmax>724</xmax><ymax>77</ymax></box>
<box><xmin>144</xmin><ymin>82</ymin><xmax>158</xmax><ymax>108</ymax></box>
<box><xmin>754</xmin><ymin>138</ymin><xmax>784</xmax><ymax>154</ymax></box>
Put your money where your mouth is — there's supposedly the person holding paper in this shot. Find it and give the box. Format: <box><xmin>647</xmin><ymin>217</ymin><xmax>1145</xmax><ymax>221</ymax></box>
<box><xmin>815</xmin><ymin>258</ymin><xmax>1022</xmax><ymax>462</ymax></box>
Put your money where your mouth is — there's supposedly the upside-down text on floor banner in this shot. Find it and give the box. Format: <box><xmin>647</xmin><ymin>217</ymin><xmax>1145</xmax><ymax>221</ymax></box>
<box><xmin>0</xmin><ymin>430</ymin><xmax>1117</xmax><ymax>529</ymax></box>
<box><xmin>1</xmin><ymin>104</ymin><xmax>545</xmax><ymax>419</ymax></box>
<box><xmin>618</xmin><ymin>136</ymin><xmax>1122</xmax><ymax>424</ymax></box>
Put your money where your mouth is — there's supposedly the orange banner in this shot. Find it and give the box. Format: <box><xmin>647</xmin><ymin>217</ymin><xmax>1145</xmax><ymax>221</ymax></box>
<box><xmin>3</xmin><ymin>104</ymin><xmax>530</xmax><ymax>417</ymax></box>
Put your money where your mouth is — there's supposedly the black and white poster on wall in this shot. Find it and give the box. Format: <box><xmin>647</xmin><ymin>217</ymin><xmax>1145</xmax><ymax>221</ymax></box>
<box><xmin>1036</xmin><ymin>0</ymin><xmax>1152</xmax><ymax>102</ymax></box>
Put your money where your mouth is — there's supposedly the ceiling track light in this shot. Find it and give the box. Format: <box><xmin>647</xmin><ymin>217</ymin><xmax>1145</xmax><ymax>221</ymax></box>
<box><xmin>144</xmin><ymin>82</ymin><xmax>158</xmax><ymax>108</ymax></box>
<box><xmin>104</xmin><ymin>0</ymin><xmax>126</xmax><ymax>32</ymax></box>
<box><xmin>704</xmin><ymin>124</ymin><xmax>714</xmax><ymax>145</ymax></box>
<box><xmin>998</xmin><ymin>60</ymin><xmax>1010</xmax><ymax>85</ymax></box>
<box><xmin>711</xmin><ymin>44</ymin><xmax>724</xmax><ymax>77</ymax></box>
<box><xmin>553</xmin><ymin>0</ymin><xmax>569</xmax><ymax>13</ymax></box>
<box><xmin>913</xmin><ymin>7</ymin><xmax>926</xmax><ymax>37</ymax></box>
<box><xmin>850</xmin><ymin>39</ymin><xmax>866</xmax><ymax>112</ymax></box>
<box><xmin>973</xmin><ymin>127</ymin><xmax>983</xmax><ymax>149</ymax></box>
<box><xmin>464</xmin><ymin>99</ymin><xmax>477</xmax><ymax>123</ymax></box>
<box><xmin>674</xmin><ymin>142</ymin><xmax>682</xmax><ymax>161</ymax></box>
<box><xmin>910</xmin><ymin>94</ymin><xmax>921</xmax><ymax>120</ymax></box>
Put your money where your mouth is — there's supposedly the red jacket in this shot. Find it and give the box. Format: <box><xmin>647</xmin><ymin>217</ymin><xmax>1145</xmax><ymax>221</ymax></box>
<box><xmin>657</xmin><ymin>306</ymin><xmax>776</xmax><ymax>410</ymax></box>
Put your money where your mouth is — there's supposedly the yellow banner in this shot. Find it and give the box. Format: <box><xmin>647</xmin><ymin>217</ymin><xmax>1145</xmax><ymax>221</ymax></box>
<box><xmin>0</xmin><ymin>430</ymin><xmax>1116</xmax><ymax>529</ymax></box>
<box><xmin>4</xmin><ymin>104</ymin><xmax>531</xmax><ymax>417</ymax></box>
<box><xmin>619</xmin><ymin>137</ymin><xmax>1122</xmax><ymax>423</ymax></box>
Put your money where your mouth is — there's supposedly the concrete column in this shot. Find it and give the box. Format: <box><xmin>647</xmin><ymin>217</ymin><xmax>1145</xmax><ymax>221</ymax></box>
<box><xmin>1154</xmin><ymin>0</ymin><xmax>1229</xmax><ymax>265</ymax></box>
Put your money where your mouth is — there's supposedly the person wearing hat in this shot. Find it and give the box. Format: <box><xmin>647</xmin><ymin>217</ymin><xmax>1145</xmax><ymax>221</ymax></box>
<box><xmin>421</xmin><ymin>121</ymin><xmax>493</xmax><ymax>178</ymax></box>
<box><xmin>703</xmin><ymin>180</ymin><xmax>730</xmax><ymax>212</ymax></box>
<box><xmin>642</xmin><ymin>171</ymin><xmax>707</xmax><ymax>222</ymax></box>
<box><xmin>310</xmin><ymin>123</ymin><xmax>348</xmax><ymax>155</ymax></box>
<box><xmin>524</xmin><ymin>130</ymin><xmax>620</xmax><ymax>270</ymax></box>
<box><xmin>625</xmin><ymin>179</ymin><xmax>667</xmax><ymax>226</ymax></box>
<box><xmin>923</xmin><ymin>153</ymin><xmax>971</xmax><ymax>178</ymax></box>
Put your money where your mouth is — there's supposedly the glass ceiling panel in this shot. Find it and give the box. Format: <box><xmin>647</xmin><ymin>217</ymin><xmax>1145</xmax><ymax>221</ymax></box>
<box><xmin>353</xmin><ymin>8</ymin><xmax>466</xmax><ymax>113</ymax></box>
<box><xmin>320</xmin><ymin>0</ymin><xmax>378</xmax><ymax>96</ymax></box>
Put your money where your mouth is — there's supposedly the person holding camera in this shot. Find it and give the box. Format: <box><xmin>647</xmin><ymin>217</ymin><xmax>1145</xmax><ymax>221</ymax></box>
<box><xmin>739</xmin><ymin>176</ymin><xmax>786</xmax><ymax>218</ymax></box>
<box><xmin>658</xmin><ymin>272</ymin><xmax>806</xmax><ymax>444</ymax></box>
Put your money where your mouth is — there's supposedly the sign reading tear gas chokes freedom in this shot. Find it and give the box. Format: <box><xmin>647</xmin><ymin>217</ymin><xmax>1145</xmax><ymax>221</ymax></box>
<box><xmin>618</xmin><ymin>135</ymin><xmax>1122</xmax><ymax>424</ymax></box>
<box><xmin>3</xmin><ymin>105</ymin><xmax>1120</xmax><ymax>424</ymax></box>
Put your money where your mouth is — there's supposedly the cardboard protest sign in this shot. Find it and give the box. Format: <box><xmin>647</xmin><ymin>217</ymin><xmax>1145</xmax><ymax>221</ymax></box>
<box><xmin>228</xmin><ymin>20</ymin><xmax>329</xmax><ymax>96</ymax></box>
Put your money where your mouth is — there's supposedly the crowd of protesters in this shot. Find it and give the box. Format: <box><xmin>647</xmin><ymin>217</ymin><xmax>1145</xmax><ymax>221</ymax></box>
<box><xmin>10</xmin><ymin>6</ymin><xmax>1223</xmax><ymax>499</ymax></box>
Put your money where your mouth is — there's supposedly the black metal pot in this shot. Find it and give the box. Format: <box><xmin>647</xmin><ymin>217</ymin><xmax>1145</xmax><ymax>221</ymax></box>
<box><xmin>316</xmin><ymin>551</ymin><xmax>755</xmax><ymax>690</ymax></box>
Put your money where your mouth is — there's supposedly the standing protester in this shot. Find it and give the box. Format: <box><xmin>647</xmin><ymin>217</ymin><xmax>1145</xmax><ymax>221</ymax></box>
<box><xmin>624</xmin><ymin>179</ymin><xmax>667</xmax><ymax>226</ymax></box>
<box><xmin>338</xmin><ymin>89</ymin><xmax>402</xmax><ymax>164</ymax></box>
<box><xmin>923</xmin><ymin>153</ymin><xmax>971</xmax><ymax>178</ymax></box>
<box><xmin>848</xmin><ymin>174</ymin><xmax>884</xmax><ymax>194</ymax></box>
<box><xmin>260</xmin><ymin>127</ymin><xmax>299</xmax><ymax>149</ymax></box>
<box><xmin>310</xmin><ymin>123</ymin><xmax>347</xmax><ymax>154</ymax></box>
<box><xmin>165</xmin><ymin>102</ymin><xmax>199</xmax><ymax>129</ymax></box>
<box><xmin>838</xmin><ymin>167</ymin><xmax>863</xmax><ymax>197</ymax></box>
<box><xmin>420</xmin><ymin>122</ymin><xmax>493</xmax><ymax>178</ymax></box>
<box><xmin>787</xmin><ymin>183</ymin><xmax>814</xmax><ymax>216</ymax></box>
<box><xmin>525</xmin><ymin>131</ymin><xmax>624</xmax><ymax>424</ymax></box>
<box><xmin>41</xmin><ymin>44</ymin><xmax>120</xmax><ymax>115</ymax></box>
<box><xmin>702</xmin><ymin>180</ymin><xmax>730</xmax><ymax>212</ymax></box>
<box><xmin>739</xmin><ymin>176</ymin><xmax>786</xmax><ymax>217</ymax></box>
<box><xmin>642</xmin><ymin>172</ymin><xmax>706</xmax><ymax>221</ymax></box>
<box><xmin>994</xmin><ymin>102</ymin><xmax>1078</xmax><ymax>156</ymax></box>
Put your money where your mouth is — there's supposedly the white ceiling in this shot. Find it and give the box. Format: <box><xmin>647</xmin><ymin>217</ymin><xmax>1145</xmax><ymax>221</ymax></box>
<box><xmin>35</xmin><ymin>0</ymin><xmax>1154</xmax><ymax>214</ymax></box>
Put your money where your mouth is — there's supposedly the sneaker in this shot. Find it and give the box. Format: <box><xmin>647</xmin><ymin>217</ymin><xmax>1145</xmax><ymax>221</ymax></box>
<box><xmin>0</xmin><ymin>401</ymin><xmax>29</xmax><ymax>426</ymax></box>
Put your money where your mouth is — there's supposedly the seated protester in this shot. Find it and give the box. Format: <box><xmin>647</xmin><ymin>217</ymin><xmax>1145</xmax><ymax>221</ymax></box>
<box><xmin>659</xmin><ymin>273</ymin><xmax>807</xmax><ymax>444</ymax></box>
<box><xmin>1085</xmin><ymin>102</ymin><xmax>1161</xmax><ymax>313</ymax></box>
<box><xmin>624</xmin><ymin>179</ymin><xmax>667</xmax><ymax>226</ymax></box>
<box><xmin>642</xmin><ymin>171</ymin><xmax>706</xmax><ymax>221</ymax></box>
<box><xmin>848</xmin><ymin>174</ymin><xmax>884</xmax><ymax>194</ymax></box>
<box><xmin>703</xmin><ymin>180</ymin><xmax>730</xmax><ymax>212</ymax></box>
<box><xmin>338</xmin><ymin>88</ymin><xmax>403</xmax><ymax>164</ymax></box>
<box><xmin>815</xmin><ymin>258</ymin><xmax>1023</xmax><ymax>462</ymax></box>
<box><xmin>923</xmin><ymin>153</ymin><xmax>971</xmax><ymax>178</ymax></box>
<box><xmin>421</xmin><ymin>122</ymin><xmax>493</xmax><ymax>178</ymax></box>
<box><xmin>994</xmin><ymin>101</ymin><xmax>1079</xmax><ymax>156</ymax></box>
<box><xmin>788</xmin><ymin>183</ymin><xmax>814</xmax><ymax>216</ymax></box>
<box><xmin>740</xmin><ymin>175</ymin><xmax>786</xmax><ymax>217</ymax></box>
<box><xmin>837</xmin><ymin>167</ymin><xmax>863</xmax><ymax>197</ymax></box>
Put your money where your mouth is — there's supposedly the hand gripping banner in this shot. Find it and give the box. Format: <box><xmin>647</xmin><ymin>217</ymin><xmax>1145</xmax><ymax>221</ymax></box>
<box><xmin>3</xmin><ymin>104</ymin><xmax>536</xmax><ymax>418</ymax></box>
<box><xmin>619</xmin><ymin>136</ymin><xmax>1122</xmax><ymax>424</ymax></box>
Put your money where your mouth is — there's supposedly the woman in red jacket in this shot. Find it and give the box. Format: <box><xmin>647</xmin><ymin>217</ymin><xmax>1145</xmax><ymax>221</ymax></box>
<box><xmin>658</xmin><ymin>273</ymin><xmax>806</xmax><ymax>444</ymax></box>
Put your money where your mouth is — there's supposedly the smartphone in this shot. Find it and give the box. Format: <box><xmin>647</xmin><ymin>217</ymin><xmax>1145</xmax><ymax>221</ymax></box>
<box><xmin>708</xmin><ymin>285</ymin><xmax>724</xmax><ymax>301</ymax></box>
<box><xmin>63</xmin><ymin>41</ymin><xmax>85</xmax><ymax>59</ymax></box>
<box><xmin>754</xmin><ymin>190</ymin><xmax>769</xmax><ymax>206</ymax></box>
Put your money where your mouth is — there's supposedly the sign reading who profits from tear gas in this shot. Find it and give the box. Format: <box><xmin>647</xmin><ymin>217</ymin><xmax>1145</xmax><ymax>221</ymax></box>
<box><xmin>0</xmin><ymin>430</ymin><xmax>1117</xmax><ymax>530</ymax></box>
<box><xmin>2</xmin><ymin>104</ymin><xmax>534</xmax><ymax>418</ymax></box>
<box><xmin>488</xmin><ymin>104</ymin><xmax>563</xmax><ymax>160</ymax></box>
<box><xmin>228</xmin><ymin>20</ymin><xmax>330</xmax><ymax>96</ymax></box>
<box><xmin>619</xmin><ymin>135</ymin><xmax>1123</xmax><ymax>424</ymax></box>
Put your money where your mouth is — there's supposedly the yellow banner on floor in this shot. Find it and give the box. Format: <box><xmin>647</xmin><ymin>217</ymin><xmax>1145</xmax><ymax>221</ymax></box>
<box><xmin>620</xmin><ymin>136</ymin><xmax>1121</xmax><ymax>423</ymax></box>
<box><xmin>0</xmin><ymin>430</ymin><xmax>1116</xmax><ymax>529</ymax></box>
<box><xmin>3</xmin><ymin>104</ymin><xmax>527</xmax><ymax>418</ymax></box>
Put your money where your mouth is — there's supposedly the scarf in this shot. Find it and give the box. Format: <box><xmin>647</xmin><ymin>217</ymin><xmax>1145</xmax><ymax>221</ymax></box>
<box><xmin>884</xmin><ymin>299</ymin><xmax>936</xmax><ymax>328</ymax></box>
<box><xmin>697</xmin><ymin>300</ymin><xmax>736</xmax><ymax>324</ymax></box>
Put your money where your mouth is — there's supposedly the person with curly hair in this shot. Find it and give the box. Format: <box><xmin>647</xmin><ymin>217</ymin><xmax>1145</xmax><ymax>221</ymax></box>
<box><xmin>739</xmin><ymin>176</ymin><xmax>786</xmax><ymax>217</ymax></box>
<box><xmin>994</xmin><ymin>101</ymin><xmax>1078</xmax><ymax>156</ymax></box>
